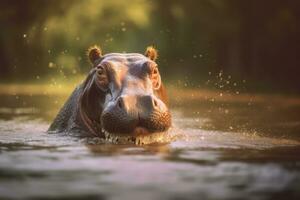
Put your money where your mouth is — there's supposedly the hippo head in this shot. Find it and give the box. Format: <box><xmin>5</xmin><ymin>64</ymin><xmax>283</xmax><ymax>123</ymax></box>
<box><xmin>79</xmin><ymin>45</ymin><xmax>171</xmax><ymax>141</ymax></box>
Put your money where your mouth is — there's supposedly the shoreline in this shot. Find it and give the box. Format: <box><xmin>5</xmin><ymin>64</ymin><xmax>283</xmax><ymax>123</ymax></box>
<box><xmin>0</xmin><ymin>83</ymin><xmax>300</xmax><ymax>105</ymax></box>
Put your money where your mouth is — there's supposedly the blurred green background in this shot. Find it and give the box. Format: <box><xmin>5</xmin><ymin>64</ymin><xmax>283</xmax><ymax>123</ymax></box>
<box><xmin>0</xmin><ymin>0</ymin><xmax>299</xmax><ymax>93</ymax></box>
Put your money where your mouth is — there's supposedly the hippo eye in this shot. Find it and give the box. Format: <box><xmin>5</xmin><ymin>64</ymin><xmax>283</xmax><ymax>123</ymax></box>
<box><xmin>97</xmin><ymin>66</ymin><xmax>104</xmax><ymax>75</ymax></box>
<box><xmin>151</xmin><ymin>67</ymin><xmax>161</xmax><ymax>90</ymax></box>
<box><xmin>95</xmin><ymin>66</ymin><xmax>109</xmax><ymax>92</ymax></box>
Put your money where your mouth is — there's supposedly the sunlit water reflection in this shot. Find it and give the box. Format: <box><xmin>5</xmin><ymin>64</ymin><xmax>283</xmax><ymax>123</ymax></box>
<box><xmin>0</xmin><ymin>94</ymin><xmax>300</xmax><ymax>200</ymax></box>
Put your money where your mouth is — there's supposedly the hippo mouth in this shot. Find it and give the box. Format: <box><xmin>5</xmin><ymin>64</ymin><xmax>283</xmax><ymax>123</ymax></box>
<box><xmin>100</xmin><ymin>103</ymin><xmax>172</xmax><ymax>144</ymax></box>
<box><xmin>101</xmin><ymin>126</ymin><xmax>171</xmax><ymax>145</ymax></box>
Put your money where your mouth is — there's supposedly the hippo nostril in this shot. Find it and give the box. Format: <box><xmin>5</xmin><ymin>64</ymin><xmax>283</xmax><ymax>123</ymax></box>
<box><xmin>117</xmin><ymin>98</ymin><xmax>124</xmax><ymax>109</ymax></box>
<box><xmin>152</xmin><ymin>98</ymin><xmax>158</xmax><ymax>108</ymax></box>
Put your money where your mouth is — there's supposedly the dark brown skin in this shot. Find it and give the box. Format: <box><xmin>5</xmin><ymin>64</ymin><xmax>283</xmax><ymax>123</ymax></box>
<box><xmin>48</xmin><ymin>45</ymin><xmax>171</xmax><ymax>138</ymax></box>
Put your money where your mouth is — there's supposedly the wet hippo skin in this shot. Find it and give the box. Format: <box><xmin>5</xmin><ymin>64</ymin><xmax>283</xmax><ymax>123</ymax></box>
<box><xmin>48</xmin><ymin>45</ymin><xmax>171</xmax><ymax>138</ymax></box>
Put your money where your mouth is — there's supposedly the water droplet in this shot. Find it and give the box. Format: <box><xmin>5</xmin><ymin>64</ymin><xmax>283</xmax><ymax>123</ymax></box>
<box><xmin>48</xmin><ymin>62</ymin><xmax>55</xmax><ymax>68</ymax></box>
<box><xmin>23</xmin><ymin>34</ymin><xmax>27</xmax><ymax>38</ymax></box>
<box><xmin>121</xmin><ymin>27</ymin><xmax>126</xmax><ymax>32</ymax></box>
<box><xmin>219</xmin><ymin>71</ymin><xmax>223</xmax><ymax>77</ymax></box>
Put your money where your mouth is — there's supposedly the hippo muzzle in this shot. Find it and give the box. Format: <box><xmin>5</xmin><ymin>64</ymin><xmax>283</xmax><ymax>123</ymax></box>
<box><xmin>102</xmin><ymin>94</ymin><xmax>171</xmax><ymax>136</ymax></box>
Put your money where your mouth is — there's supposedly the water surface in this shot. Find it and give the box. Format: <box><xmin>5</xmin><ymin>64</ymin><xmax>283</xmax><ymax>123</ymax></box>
<box><xmin>0</xmin><ymin>91</ymin><xmax>300</xmax><ymax>200</ymax></box>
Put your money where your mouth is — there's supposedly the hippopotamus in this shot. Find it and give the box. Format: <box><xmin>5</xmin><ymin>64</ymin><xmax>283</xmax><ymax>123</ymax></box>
<box><xmin>48</xmin><ymin>45</ymin><xmax>171</xmax><ymax>142</ymax></box>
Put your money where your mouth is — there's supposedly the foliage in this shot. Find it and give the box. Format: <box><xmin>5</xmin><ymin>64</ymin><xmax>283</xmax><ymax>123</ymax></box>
<box><xmin>0</xmin><ymin>0</ymin><xmax>299</xmax><ymax>93</ymax></box>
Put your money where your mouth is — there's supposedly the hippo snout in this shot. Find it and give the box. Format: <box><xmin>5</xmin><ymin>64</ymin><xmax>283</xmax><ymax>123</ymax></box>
<box><xmin>101</xmin><ymin>95</ymin><xmax>171</xmax><ymax>135</ymax></box>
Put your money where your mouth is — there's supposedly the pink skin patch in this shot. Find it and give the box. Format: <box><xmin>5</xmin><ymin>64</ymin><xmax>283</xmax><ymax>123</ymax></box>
<box><xmin>133</xmin><ymin>127</ymin><xmax>151</xmax><ymax>136</ymax></box>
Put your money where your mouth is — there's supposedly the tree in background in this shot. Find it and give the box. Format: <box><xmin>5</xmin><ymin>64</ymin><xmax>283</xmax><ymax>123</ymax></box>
<box><xmin>0</xmin><ymin>0</ymin><xmax>299</xmax><ymax>92</ymax></box>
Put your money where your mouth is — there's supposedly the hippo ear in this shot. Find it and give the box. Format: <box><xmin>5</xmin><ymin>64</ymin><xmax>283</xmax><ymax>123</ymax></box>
<box><xmin>87</xmin><ymin>45</ymin><xmax>102</xmax><ymax>64</ymax></box>
<box><xmin>145</xmin><ymin>46</ymin><xmax>158</xmax><ymax>61</ymax></box>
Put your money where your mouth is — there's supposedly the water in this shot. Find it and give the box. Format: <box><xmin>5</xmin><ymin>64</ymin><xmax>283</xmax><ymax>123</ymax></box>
<box><xmin>0</xmin><ymin>92</ymin><xmax>300</xmax><ymax>200</ymax></box>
